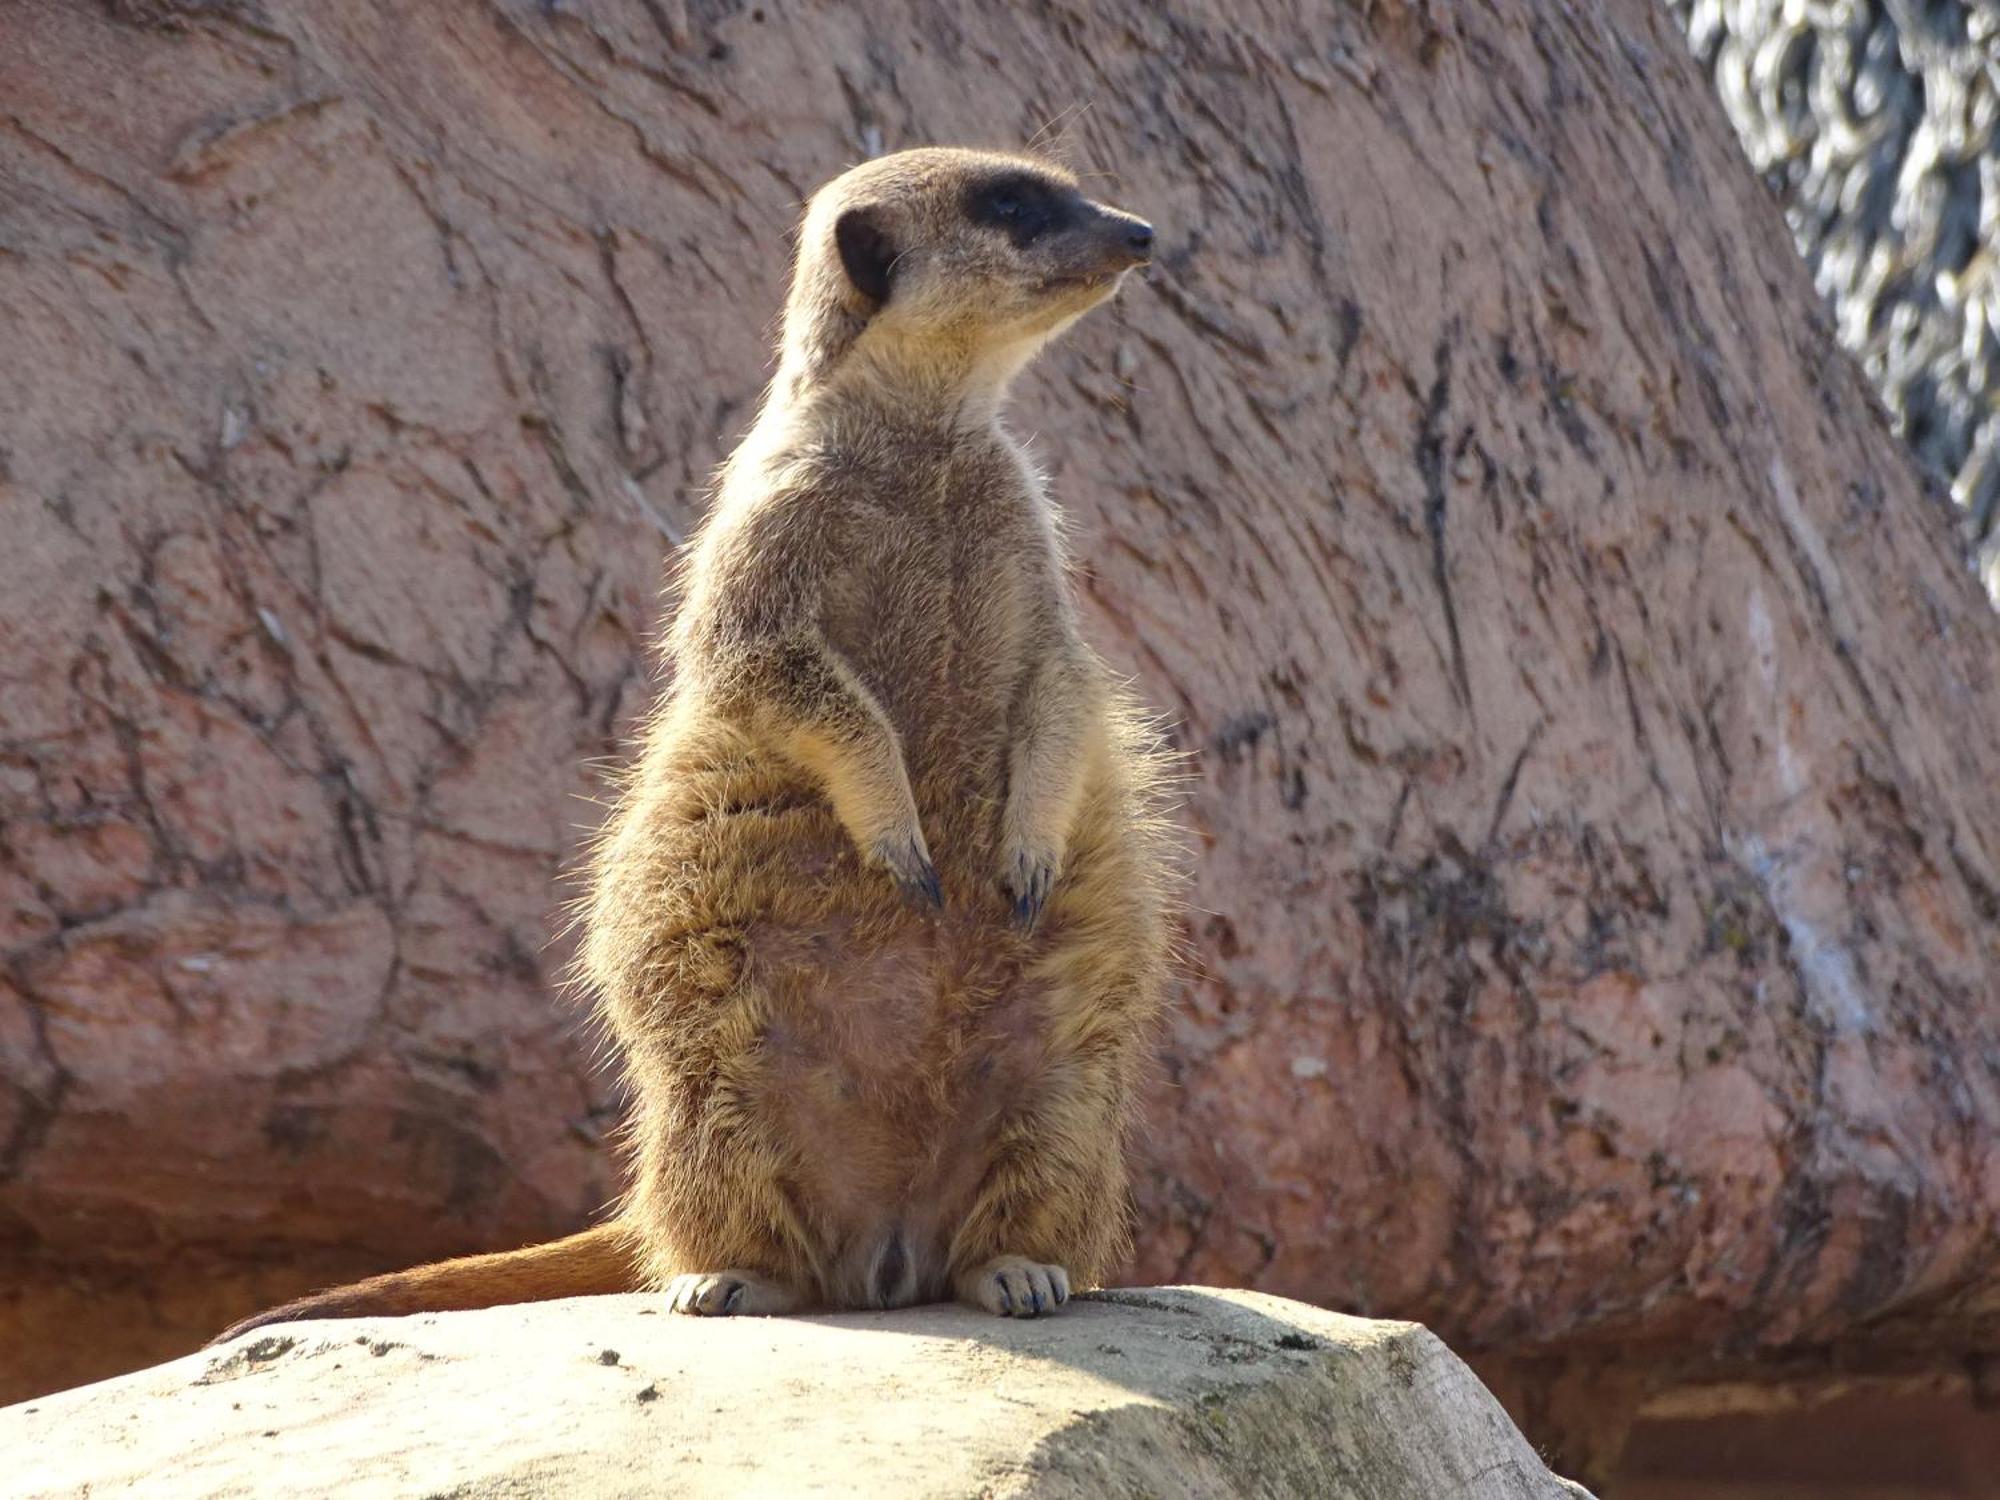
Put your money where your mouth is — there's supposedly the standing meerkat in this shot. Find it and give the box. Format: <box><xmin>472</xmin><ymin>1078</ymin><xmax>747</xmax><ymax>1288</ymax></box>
<box><xmin>216</xmin><ymin>146</ymin><xmax>1175</xmax><ymax>1335</ymax></box>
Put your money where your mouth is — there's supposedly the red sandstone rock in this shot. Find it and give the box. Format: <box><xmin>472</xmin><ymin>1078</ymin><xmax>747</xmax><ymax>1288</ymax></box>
<box><xmin>3</xmin><ymin>3</ymin><xmax>1998</xmax><ymax>1470</ymax></box>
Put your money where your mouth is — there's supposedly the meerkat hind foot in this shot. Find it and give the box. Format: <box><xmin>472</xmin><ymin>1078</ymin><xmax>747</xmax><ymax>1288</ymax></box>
<box><xmin>959</xmin><ymin>1256</ymin><xmax>1071</xmax><ymax>1318</ymax></box>
<box><xmin>665</xmin><ymin>1270</ymin><xmax>799</xmax><ymax>1316</ymax></box>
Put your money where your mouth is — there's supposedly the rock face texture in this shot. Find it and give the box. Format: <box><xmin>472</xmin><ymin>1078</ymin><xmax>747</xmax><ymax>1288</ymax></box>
<box><xmin>2</xmin><ymin>1288</ymin><xmax>1591</xmax><ymax>1499</ymax></box>
<box><xmin>5</xmin><ymin>0</ymin><xmax>2000</xmax><ymax>1470</ymax></box>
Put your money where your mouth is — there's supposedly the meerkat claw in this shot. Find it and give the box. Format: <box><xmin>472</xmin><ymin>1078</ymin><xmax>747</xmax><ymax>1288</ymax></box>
<box><xmin>907</xmin><ymin>867</ymin><xmax>942</xmax><ymax>908</ymax></box>
<box><xmin>960</xmin><ymin>1256</ymin><xmax>1071</xmax><ymax>1318</ymax></box>
<box><xmin>874</xmin><ymin>834</ymin><xmax>944</xmax><ymax>910</ymax></box>
<box><xmin>665</xmin><ymin>1270</ymin><xmax>797</xmax><ymax>1316</ymax></box>
<box><xmin>1001</xmin><ymin>850</ymin><xmax>1055</xmax><ymax>929</ymax></box>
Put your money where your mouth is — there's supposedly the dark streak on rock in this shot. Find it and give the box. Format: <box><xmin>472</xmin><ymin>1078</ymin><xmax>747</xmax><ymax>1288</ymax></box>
<box><xmin>1414</xmin><ymin>333</ymin><xmax>1472</xmax><ymax>713</ymax></box>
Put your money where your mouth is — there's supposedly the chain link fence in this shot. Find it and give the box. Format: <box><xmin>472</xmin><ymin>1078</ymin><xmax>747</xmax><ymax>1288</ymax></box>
<box><xmin>1670</xmin><ymin>0</ymin><xmax>2000</xmax><ymax>596</ymax></box>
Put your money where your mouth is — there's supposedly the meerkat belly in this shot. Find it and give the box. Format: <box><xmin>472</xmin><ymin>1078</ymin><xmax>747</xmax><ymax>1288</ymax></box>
<box><xmin>616</xmin><ymin>726</ymin><xmax>1104</xmax><ymax>1305</ymax></box>
<box><xmin>741</xmin><ymin>900</ymin><xmax>1062</xmax><ymax>1304</ymax></box>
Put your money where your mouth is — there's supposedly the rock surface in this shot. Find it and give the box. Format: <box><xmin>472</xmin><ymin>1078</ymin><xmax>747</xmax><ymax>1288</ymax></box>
<box><xmin>6</xmin><ymin>0</ymin><xmax>2000</xmax><ymax>1470</ymax></box>
<box><xmin>2</xmin><ymin>1287</ymin><xmax>1590</xmax><ymax>1499</ymax></box>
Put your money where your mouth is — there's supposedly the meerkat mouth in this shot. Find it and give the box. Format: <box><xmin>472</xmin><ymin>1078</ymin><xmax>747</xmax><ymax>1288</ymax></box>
<box><xmin>1043</xmin><ymin>270</ymin><xmax>1124</xmax><ymax>293</ymax></box>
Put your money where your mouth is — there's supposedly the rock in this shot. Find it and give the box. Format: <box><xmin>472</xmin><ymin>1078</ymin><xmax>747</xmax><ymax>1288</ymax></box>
<box><xmin>2</xmin><ymin>1288</ymin><xmax>1591</xmax><ymax>1499</ymax></box>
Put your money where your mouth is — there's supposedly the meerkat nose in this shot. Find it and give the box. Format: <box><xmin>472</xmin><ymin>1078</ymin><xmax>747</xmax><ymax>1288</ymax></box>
<box><xmin>1095</xmin><ymin>212</ymin><xmax>1154</xmax><ymax>271</ymax></box>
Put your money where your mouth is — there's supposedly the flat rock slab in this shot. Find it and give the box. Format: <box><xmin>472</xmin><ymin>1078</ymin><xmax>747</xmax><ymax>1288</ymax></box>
<box><xmin>4</xmin><ymin>1287</ymin><xmax>1591</xmax><ymax>1498</ymax></box>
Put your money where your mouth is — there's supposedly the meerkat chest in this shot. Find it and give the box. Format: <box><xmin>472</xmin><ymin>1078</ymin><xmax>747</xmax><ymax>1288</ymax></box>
<box><xmin>821</xmin><ymin>460</ymin><xmax>1054</xmax><ymax>712</ymax></box>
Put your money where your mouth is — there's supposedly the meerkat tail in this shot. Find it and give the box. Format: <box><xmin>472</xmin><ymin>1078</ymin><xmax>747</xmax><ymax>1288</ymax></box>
<box><xmin>207</xmin><ymin>1221</ymin><xmax>641</xmax><ymax>1346</ymax></box>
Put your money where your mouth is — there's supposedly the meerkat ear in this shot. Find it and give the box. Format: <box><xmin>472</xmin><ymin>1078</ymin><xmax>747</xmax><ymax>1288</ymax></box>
<box><xmin>834</xmin><ymin>206</ymin><xmax>897</xmax><ymax>306</ymax></box>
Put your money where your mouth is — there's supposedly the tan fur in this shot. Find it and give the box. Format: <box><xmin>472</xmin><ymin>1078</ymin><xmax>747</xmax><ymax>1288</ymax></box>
<box><xmin>210</xmin><ymin>1225</ymin><xmax>638</xmax><ymax>1345</ymax></box>
<box><xmin>214</xmin><ymin>147</ymin><xmax>1175</xmax><ymax>1340</ymax></box>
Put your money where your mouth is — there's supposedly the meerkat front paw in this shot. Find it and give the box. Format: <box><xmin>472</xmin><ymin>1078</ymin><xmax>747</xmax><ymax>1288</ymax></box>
<box><xmin>665</xmin><ymin>1270</ymin><xmax>800</xmax><ymax>1316</ymax></box>
<box><xmin>870</xmin><ymin>829</ymin><xmax>943</xmax><ymax>909</ymax></box>
<box><xmin>957</xmin><ymin>1255</ymin><xmax>1071</xmax><ymax>1317</ymax></box>
<box><xmin>998</xmin><ymin>842</ymin><xmax>1059</xmax><ymax>929</ymax></box>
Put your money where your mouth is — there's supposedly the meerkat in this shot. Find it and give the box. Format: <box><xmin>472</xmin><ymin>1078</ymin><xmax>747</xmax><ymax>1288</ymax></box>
<box><xmin>214</xmin><ymin>146</ymin><xmax>1175</xmax><ymax>1338</ymax></box>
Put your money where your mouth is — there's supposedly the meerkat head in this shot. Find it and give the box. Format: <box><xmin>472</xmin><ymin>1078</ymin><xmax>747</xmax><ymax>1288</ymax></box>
<box><xmin>777</xmin><ymin>147</ymin><xmax>1154</xmax><ymax>408</ymax></box>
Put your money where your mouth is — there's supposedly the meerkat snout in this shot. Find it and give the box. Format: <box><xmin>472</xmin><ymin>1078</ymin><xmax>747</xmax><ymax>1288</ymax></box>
<box><xmin>1117</xmin><ymin>218</ymin><xmax>1156</xmax><ymax>263</ymax></box>
<box><xmin>957</xmin><ymin>169</ymin><xmax>1156</xmax><ymax>291</ymax></box>
<box><xmin>1072</xmin><ymin>205</ymin><xmax>1155</xmax><ymax>278</ymax></box>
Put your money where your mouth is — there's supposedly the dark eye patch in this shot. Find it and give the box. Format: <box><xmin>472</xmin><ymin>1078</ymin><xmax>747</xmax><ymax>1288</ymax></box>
<box><xmin>964</xmin><ymin>172</ymin><xmax>1075</xmax><ymax>247</ymax></box>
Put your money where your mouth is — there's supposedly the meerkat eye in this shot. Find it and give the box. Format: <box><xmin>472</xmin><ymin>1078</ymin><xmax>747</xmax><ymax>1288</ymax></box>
<box><xmin>967</xmin><ymin>174</ymin><xmax>1068</xmax><ymax>247</ymax></box>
